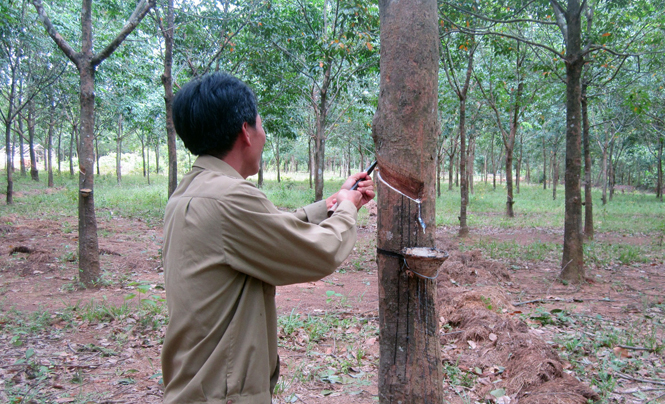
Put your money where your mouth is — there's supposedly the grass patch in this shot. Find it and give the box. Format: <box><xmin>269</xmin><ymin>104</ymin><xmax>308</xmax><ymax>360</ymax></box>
<box><xmin>436</xmin><ymin>182</ymin><xmax>664</xmax><ymax>235</ymax></box>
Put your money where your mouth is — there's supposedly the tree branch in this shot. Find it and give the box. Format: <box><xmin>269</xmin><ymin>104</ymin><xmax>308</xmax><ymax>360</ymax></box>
<box><xmin>550</xmin><ymin>0</ymin><xmax>568</xmax><ymax>42</ymax></box>
<box><xmin>31</xmin><ymin>0</ymin><xmax>80</xmax><ymax>66</ymax></box>
<box><xmin>91</xmin><ymin>0</ymin><xmax>155</xmax><ymax>66</ymax></box>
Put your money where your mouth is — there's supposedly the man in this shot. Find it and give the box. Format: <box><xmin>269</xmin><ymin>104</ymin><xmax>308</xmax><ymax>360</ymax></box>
<box><xmin>161</xmin><ymin>72</ymin><xmax>374</xmax><ymax>404</ymax></box>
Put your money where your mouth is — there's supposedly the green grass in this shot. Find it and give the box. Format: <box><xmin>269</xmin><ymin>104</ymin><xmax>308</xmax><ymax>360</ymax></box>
<box><xmin>436</xmin><ymin>181</ymin><xmax>664</xmax><ymax>234</ymax></box>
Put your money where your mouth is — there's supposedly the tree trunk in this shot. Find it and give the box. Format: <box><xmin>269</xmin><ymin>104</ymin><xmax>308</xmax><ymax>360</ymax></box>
<box><xmin>146</xmin><ymin>144</ymin><xmax>150</xmax><ymax>185</ymax></box>
<box><xmin>47</xmin><ymin>100</ymin><xmax>55</xmax><ymax>187</ymax></box>
<box><xmin>78</xmin><ymin>61</ymin><xmax>101</xmax><ymax>286</ymax></box>
<box><xmin>57</xmin><ymin>119</ymin><xmax>62</xmax><ymax>173</ymax></box>
<box><xmin>258</xmin><ymin>156</ymin><xmax>264</xmax><ymax>188</ymax></box>
<box><xmin>28</xmin><ymin>102</ymin><xmax>39</xmax><ymax>181</ymax></box>
<box><xmin>308</xmin><ymin>137</ymin><xmax>313</xmax><ymax>189</ymax></box>
<box><xmin>69</xmin><ymin>123</ymin><xmax>75</xmax><ymax>177</ymax></box>
<box><xmin>505</xmin><ymin>146</ymin><xmax>514</xmax><ymax>217</ymax></box>
<box><xmin>582</xmin><ymin>82</ymin><xmax>593</xmax><ymax>239</ymax></box>
<box><xmin>314</xmin><ymin>114</ymin><xmax>326</xmax><ymax>200</ymax></box>
<box><xmin>156</xmin><ymin>0</ymin><xmax>177</xmax><ymax>197</ymax></box>
<box><xmin>657</xmin><ymin>137</ymin><xmax>663</xmax><ymax>202</ymax></box>
<box><xmin>552</xmin><ymin>150</ymin><xmax>558</xmax><ymax>200</ymax></box>
<box><xmin>154</xmin><ymin>142</ymin><xmax>160</xmax><ymax>174</ymax></box>
<box><xmin>373</xmin><ymin>0</ymin><xmax>442</xmax><ymax>401</ymax></box>
<box><xmin>116</xmin><ymin>113</ymin><xmax>123</xmax><ymax>184</ymax></box>
<box><xmin>448</xmin><ymin>149</ymin><xmax>454</xmax><ymax>191</ymax></box>
<box><xmin>608</xmin><ymin>141</ymin><xmax>615</xmax><ymax>201</ymax></box>
<box><xmin>468</xmin><ymin>136</ymin><xmax>474</xmax><ymax>195</ymax></box>
<box><xmin>542</xmin><ymin>135</ymin><xmax>547</xmax><ymax>190</ymax></box>
<box><xmin>459</xmin><ymin>99</ymin><xmax>469</xmax><ymax>237</ymax></box>
<box><xmin>601</xmin><ymin>143</ymin><xmax>608</xmax><ymax>205</ymax></box>
<box><xmin>4</xmin><ymin>63</ymin><xmax>18</xmax><ymax>204</ymax></box>
<box><xmin>18</xmin><ymin>116</ymin><xmax>26</xmax><ymax>177</ymax></box>
<box><xmin>95</xmin><ymin>136</ymin><xmax>100</xmax><ymax>175</ymax></box>
<box><xmin>141</xmin><ymin>137</ymin><xmax>146</xmax><ymax>177</ymax></box>
<box><xmin>436</xmin><ymin>154</ymin><xmax>441</xmax><ymax>197</ymax></box>
<box><xmin>516</xmin><ymin>133</ymin><xmax>522</xmax><ymax>194</ymax></box>
<box><xmin>558</xmin><ymin>0</ymin><xmax>585</xmax><ymax>283</ymax></box>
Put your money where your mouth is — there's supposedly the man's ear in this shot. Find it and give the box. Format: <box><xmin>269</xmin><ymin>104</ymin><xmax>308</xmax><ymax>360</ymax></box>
<box><xmin>238</xmin><ymin>122</ymin><xmax>252</xmax><ymax>146</ymax></box>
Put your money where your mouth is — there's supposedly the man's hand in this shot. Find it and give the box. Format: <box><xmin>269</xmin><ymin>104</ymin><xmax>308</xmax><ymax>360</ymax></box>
<box><xmin>326</xmin><ymin>172</ymin><xmax>376</xmax><ymax>212</ymax></box>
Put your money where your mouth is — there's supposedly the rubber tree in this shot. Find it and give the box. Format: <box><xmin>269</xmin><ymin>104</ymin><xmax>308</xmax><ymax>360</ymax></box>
<box><xmin>152</xmin><ymin>0</ymin><xmax>177</xmax><ymax>197</ymax></box>
<box><xmin>32</xmin><ymin>0</ymin><xmax>154</xmax><ymax>287</ymax></box>
<box><xmin>373</xmin><ymin>0</ymin><xmax>442</xmax><ymax>401</ymax></box>
<box><xmin>441</xmin><ymin>33</ymin><xmax>477</xmax><ymax>237</ymax></box>
<box><xmin>264</xmin><ymin>0</ymin><xmax>378</xmax><ymax>201</ymax></box>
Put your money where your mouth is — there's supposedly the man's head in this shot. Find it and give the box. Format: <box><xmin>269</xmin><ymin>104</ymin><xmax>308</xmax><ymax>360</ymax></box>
<box><xmin>173</xmin><ymin>73</ymin><xmax>258</xmax><ymax>157</ymax></box>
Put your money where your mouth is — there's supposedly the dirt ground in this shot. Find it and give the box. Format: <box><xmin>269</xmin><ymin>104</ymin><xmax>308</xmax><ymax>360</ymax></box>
<box><xmin>1</xmin><ymin>201</ymin><xmax>664</xmax><ymax>403</ymax></box>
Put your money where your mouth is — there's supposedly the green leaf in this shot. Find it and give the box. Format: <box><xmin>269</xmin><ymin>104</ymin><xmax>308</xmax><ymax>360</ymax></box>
<box><xmin>490</xmin><ymin>388</ymin><xmax>506</xmax><ymax>397</ymax></box>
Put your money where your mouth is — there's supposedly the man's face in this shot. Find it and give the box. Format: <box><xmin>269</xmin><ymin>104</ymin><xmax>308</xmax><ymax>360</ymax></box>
<box><xmin>247</xmin><ymin>115</ymin><xmax>266</xmax><ymax>175</ymax></box>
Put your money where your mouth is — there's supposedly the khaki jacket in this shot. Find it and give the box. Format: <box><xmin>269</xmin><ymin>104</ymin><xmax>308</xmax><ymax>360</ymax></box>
<box><xmin>161</xmin><ymin>155</ymin><xmax>358</xmax><ymax>404</ymax></box>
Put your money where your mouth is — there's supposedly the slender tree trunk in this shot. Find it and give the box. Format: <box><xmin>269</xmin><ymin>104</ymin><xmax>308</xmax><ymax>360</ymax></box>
<box><xmin>16</xmin><ymin>115</ymin><xmax>25</xmax><ymax>177</ymax></box>
<box><xmin>552</xmin><ymin>150</ymin><xmax>558</xmax><ymax>200</ymax></box>
<box><xmin>95</xmin><ymin>136</ymin><xmax>100</xmax><ymax>175</ymax></box>
<box><xmin>314</xmin><ymin>115</ymin><xmax>326</xmax><ymax>200</ymax></box>
<box><xmin>436</xmin><ymin>154</ymin><xmax>441</xmax><ymax>197</ymax></box>
<box><xmin>69</xmin><ymin>124</ymin><xmax>75</xmax><ymax>177</ymax></box>
<box><xmin>608</xmin><ymin>141</ymin><xmax>615</xmax><ymax>201</ymax></box>
<box><xmin>308</xmin><ymin>137</ymin><xmax>313</xmax><ymax>189</ymax></box>
<box><xmin>468</xmin><ymin>137</ymin><xmax>475</xmax><ymax>195</ymax></box>
<box><xmin>558</xmin><ymin>0</ymin><xmax>585</xmax><ymax>282</ymax></box>
<box><xmin>448</xmin><ymin>150</ymin><xmax>454</xmax><ymax>191</ymax></box>
<box><xmin>57</xmin><ymin>119</ymin><xmax>62</xmax><ymax>173</ymax></box>
<box><xmin>154</xmin><ymin>142</ymin><xmax>160</xmax><ymax>174</ymax></box>
<box><xmin>47</xmin><ymin>100</ymin><xmax>55</xmax><ymax>187</ymax></box>
<box><xmin>459</xmin><ymin>100</ymin><xmax>469</xmax><ymax>236</ymax></box>
<box><xmin>28</xmin><ymin>102</ymin><xmax>39</xmax><ymax>181</ymax></box>
<box><xmin>258</xmin><ymin>156</ymin><xmax>264</xmax><ymax>188</ymax></box>
<box><xmin>146</xmin><ymin>144</ymin><xmax>150</xmax><ymax>185</ymax></box>
<box><xmin>582</xmin><ymin>83</ymin><xmax>593</xmax><ymax>239</ymax></box>
<box><xmin>4</xmin><ymin>67</ymin><xmax>19</xmax><ymax>204</ymax></box>
<box><xmin>374</xmin><ymin>0</ymin><xmax>442</xmax><ymax>401</ymax></box>
<box><xmin>516</xmin><ymin>134</ymin><xmax>522</xmax><ymax>194</ymax></box>
<box><xmin>157</xmin><ymin>0</ymin><xmax>178</xmax><ymax>197</ymax></box>
<box><xmin>141</xmin><ymin>137</ymin><xmax>146</xmax><ymax>177</ymax></box>
<box><xmin>601</xmin><ymin>144</ymin><xmax>608</xmax><ymax>205</ymax></box>
<box><xmin>116</xmin><ymin>114</ymin><xmax>123</xmax><ymax>184</ymax></box>
<box><xmin>505</xmin><ymin>146</ymin><xmax>514</xmax><ymax>217</ymax></box>
<box><xmin>657</xmin><ymin>137</ymin><xmax>663</xmax><ymax>201</ymax></box>
<box><xmin>542</xmin><ymin>136</ymin><xmax>547</xmax><ymax>189</ymax></box>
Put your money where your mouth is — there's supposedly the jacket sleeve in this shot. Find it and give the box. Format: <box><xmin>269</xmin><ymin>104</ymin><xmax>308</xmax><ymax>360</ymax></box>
<box><xmin>217</xmin><ymin>182</ymin><xmax>357</xmax><ymax>286</ymax></box>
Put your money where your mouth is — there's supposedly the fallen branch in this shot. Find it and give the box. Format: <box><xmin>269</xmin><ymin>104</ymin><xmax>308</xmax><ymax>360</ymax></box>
<box><xmin>617</xmin><ymin>372</ymin><xmax>665</xmax><ymax>386</ymax></box>
<box><xmin>618</xmin><ymin>344</ymin><xmax>657</xmax><ymax>352</ymax></box>
<box><xmin>512</xmin><ymin>297</ymin><xmax>618</xmax><ymax>306</ymax></box>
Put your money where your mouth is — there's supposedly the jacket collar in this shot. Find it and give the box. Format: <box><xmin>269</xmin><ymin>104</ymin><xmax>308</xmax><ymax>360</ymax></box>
<box><xmin>193</xmin><ymin>155</ymin><xmax>244</xmax><ymax>180</ymax></box>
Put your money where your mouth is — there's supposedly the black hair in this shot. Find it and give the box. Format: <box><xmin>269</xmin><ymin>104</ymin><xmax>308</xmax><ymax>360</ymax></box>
<box><xmin>172</xmin><ymin>72</ymin><xmax>258</xmax><ymax>156</ymax></box>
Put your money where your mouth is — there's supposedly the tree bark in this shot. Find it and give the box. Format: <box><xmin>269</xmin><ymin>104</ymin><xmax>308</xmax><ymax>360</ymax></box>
<box><xmin>314</xmin><ymin>109</ymin><xmax>326</xmax><ymax>200</ymax></box>
<box><xmin>556</xmin><ymin>0</ymin><xmax>585</xmax><ymax>282</ymax></box>
<box><xmin>542</xmin><ymin>135</ymin><xmax>547</xmax><ymax>190</ymax></box>
<box><xmin>156</xmin><ymin>0</ymin><xmax>178</xmax><ymax>197</ymax></box>
<box><xmin>657</xmin><ymin>137</ymin><xmax>663</xmax><ymax>201</ymax></box>
<box><xmin>47</xmin><ymin>99</ymin><xmax>55</xmax><ymax>187</ymax></box>
<box><xmin>28</xmin><ymin>101</ymin><xmax>39</xmax><ymax>181</ymax></box>
<box><xmin>373</xmin><ymin>0</ymin><xmax>442</xmax><ymax>402</ymax></box>
<box><xmin>516</xmin><ymin>132</ymin><xmax>522</xmax><ymax>194</ymax></box>
<box><xmin>116</xmin><ymin>113</ymin><xmax>123</xmax><ymax>184</ymax></box>
<box><xmin>17</xmin><ymin>114</ymin><xmax>26</xmax><ymax>177</ymax></box>
<box><xmin>582</xmin><ymin>82</ymin><xmax>593</xmax><ymax>239</ymax></box>
<box><xmin>69</xmin><ymin>123</ymin><xmax>76</xmax><ymax>177</ymax></box>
